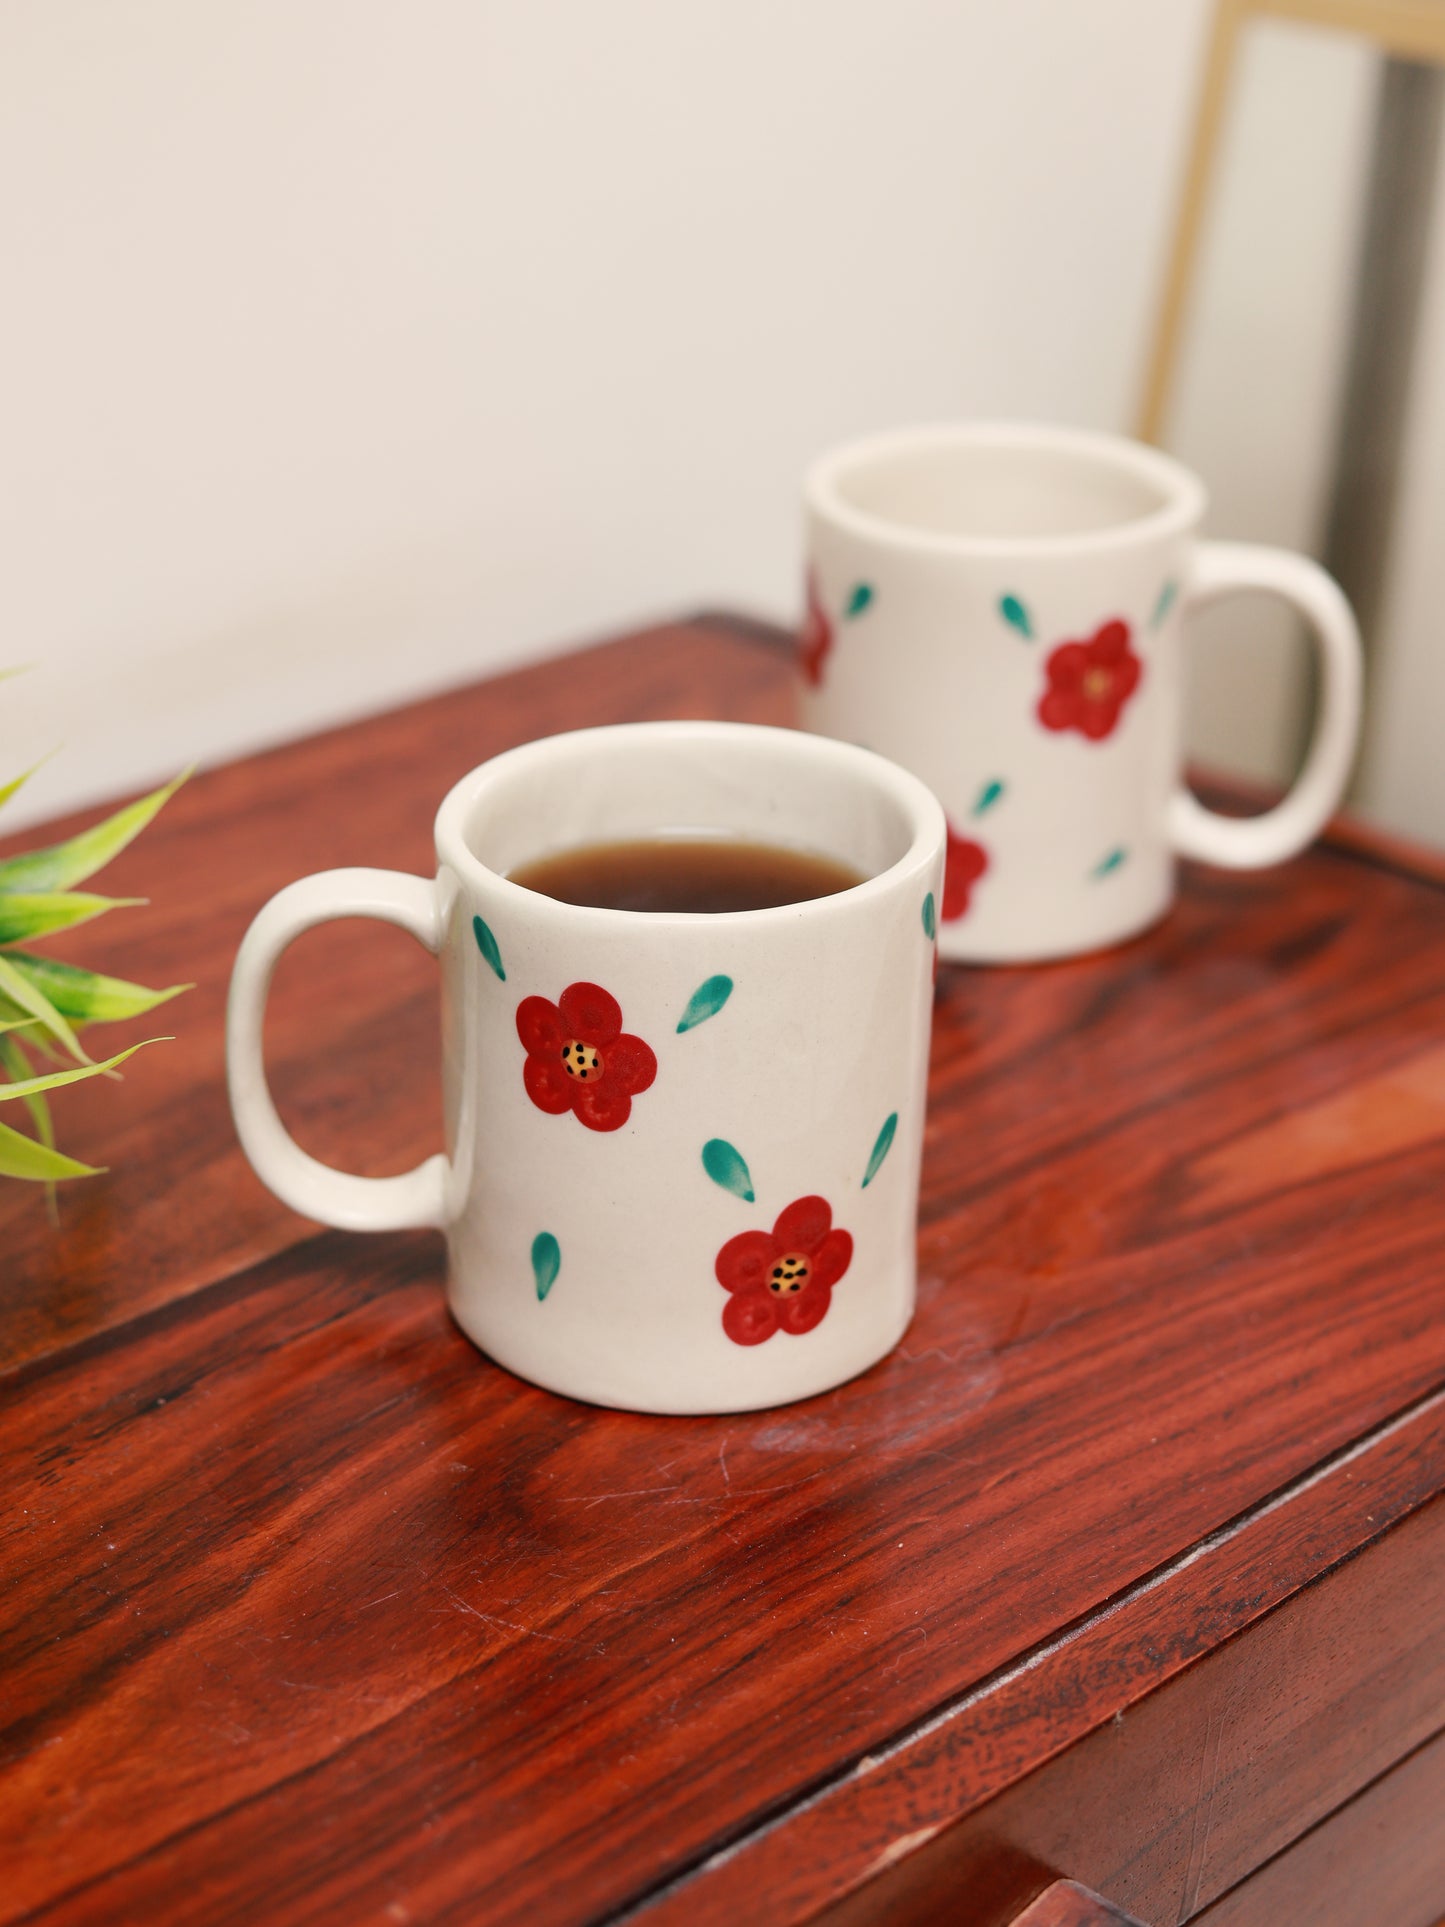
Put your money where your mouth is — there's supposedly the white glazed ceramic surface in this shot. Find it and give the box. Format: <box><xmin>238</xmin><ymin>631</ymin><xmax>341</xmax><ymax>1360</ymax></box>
<box><xmin>800</xmin><ymin>423</ymin><xmax>1363</xmax><ymax>963</ymax></box>
<box><xmin>227</xmin><ymin>722</ymin><xmax>945</xmax><ymax>1415</ymax></box>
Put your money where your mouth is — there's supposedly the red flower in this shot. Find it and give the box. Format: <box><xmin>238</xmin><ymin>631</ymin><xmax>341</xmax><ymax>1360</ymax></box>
<box><xmin>798</xmin><ymin>571</ymin><xmax>833</xmax><ymax>688</ymax></box>
<box><xmin>1038</xmin><ymin>618</ymin><xmax>1143</xmax><ymax>742</ymax></box>
<box><xmin>516</xmin><ymin>982</ymin><xmax>657</xmax><ymax>1133</ymax></box>
<box><xmin>715</xmin><ymin>1195</ymin><xmax>853</xmax><ymax>1346</ymax></box>
<box><xmin>942</xmin><ymin>822</ymin><xmax>989</xmax><ymax>922</ymax></box>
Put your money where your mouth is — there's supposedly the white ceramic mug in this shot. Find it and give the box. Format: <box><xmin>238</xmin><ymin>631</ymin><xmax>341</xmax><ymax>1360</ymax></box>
<box><xmin>226</xmin><ymin>722</ymin><xmax>945</xmax><ymax>1414</ymax></box>
<box><xmin>800</xmin><ymin>423</ymin><xmax>1363</xmax><ymax>963</ymax></box>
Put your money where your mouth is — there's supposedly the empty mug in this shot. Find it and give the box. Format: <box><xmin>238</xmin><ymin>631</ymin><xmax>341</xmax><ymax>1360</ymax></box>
<box><xmin>799</xmin><ymin>422</ymin><xmax>1363</xmax><ymax>963</ymax></box>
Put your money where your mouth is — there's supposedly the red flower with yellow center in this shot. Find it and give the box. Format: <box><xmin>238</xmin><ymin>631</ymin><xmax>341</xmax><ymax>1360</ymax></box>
<box><xmin>516</xmin><ymin>982</ymin><xmax>656</xmax><ymax>1133</ymax></box>
<box><xmin>715</xmin><ymin>1194</ymin><xmax>853</xmax><ymax>1346</ymax></box>
<box><xmin>1038</xmin><ymin>618</ymin><xmax>1143</xmax><ymax>742</ymax></box>
<box><xmin>798</xmin><ymin>571</ymin><xmax>834</xmax><ymax>688</ymax></box>
<box><xmin>942</xmin><ymin>821</ymin><xmax>989</xmax><ymax>922</ymax></box>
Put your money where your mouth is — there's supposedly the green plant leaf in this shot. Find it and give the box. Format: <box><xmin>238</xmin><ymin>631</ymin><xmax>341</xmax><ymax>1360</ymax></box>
<box><xmin>702</xmin><ymin>1138</ymin><xmax>754</xmax><ymax>1202</ymax></box>
<box><xmin>0</xmin><ymin>953</ymin><xmax>87</xmax><ymax>1062</ymax></box>
<box><xmin>0</xmin><ymin>1115</ymin><xmax>101</xmax><ymax>1182</ymax></box>
<box><xmin>677</xmin><ymin>974</ymin><xmax>733</xmax><ymax>1033</ymax></box>
<box><xmin>1151</xmin><ymin>578</ymin><xmax>1179</xmax><ymax>628</ymax></box>
<box><xmin>972</xmin><ymin>779</ymin><xmax>1006</xmax><ymax>817</ymax></box>
<box><xmin>0</xmin><ymin>1034</ymin><xmax>53</xmax><ymax>1157</ymax></box>
<box><xmin>862</xmin><ymin>1112</ymin><xmax>898</xmax><ymax>1188</ymax></box>
<box><xmin>0</xmin><ymin>1036</ymin><xmax>163</xmax><ymax>1103</ymax></box>
<box><xmin>845</xmin><ymin>582</ymin><xmax>875</xmax><ymax>618</ymax></box>
<box><xmin>531</xmin><ymin>1231</ymin><xmax>561</xmax><ymax>1301</ymax></box>
<box><xmin>999</xmin><ymin>594</ymin><xmax>1033</xmax><ymax>640</ymax></box>
<box><xmin>0</xmin><ymin>891</ymin><xmax>143</xmax><ymax>947</ymax></box>
<box><xmin>1092</xmin><ymin>847</ymin><xmax>1128</xmax><ymax>878</ymax></box>
<box><xmin>0</xmin><ymin>768</ymin><xmax>189</xmax><ymax>894</ymax></box>
<box><xmin>921</xmin><ymin>892</ymin><xmax>936</xmax><ymax>940</ymax></box>
<box><xmin>0</xmin><ymin>756</ymin><xmax>51</xmax><ymax>816</ymax></box>
<box><xmin>1</xmin><ymin>952</ymin><xmax>190</xmax><ymax>1026</ymax></box>
<box><xmin>472</xmin><ymin>915</ymin><xmax>506</xmax><ymax>981</ymax></box>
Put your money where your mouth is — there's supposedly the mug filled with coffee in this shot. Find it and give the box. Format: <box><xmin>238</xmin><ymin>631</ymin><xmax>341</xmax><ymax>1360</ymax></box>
<box><xmin>226</xmin><ymin>722</ymin><xmax>945</xmax><ymax>1413</ymax></box>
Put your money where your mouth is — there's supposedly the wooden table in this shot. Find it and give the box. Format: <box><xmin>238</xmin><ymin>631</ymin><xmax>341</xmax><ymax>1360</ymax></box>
<box><xmin>3</xmin><ymin>616</ymin><xmax>1444</xmax><ymax>1927</ymax></box>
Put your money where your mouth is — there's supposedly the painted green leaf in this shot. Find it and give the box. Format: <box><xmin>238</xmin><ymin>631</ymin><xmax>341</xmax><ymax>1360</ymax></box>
<box><xmin>1093</xmin><ymin>847</ymin><xmax>1128</xmax><ymax>878</ymax></box>
<box><xmin>531</xmin><ymin>1231</ymin><xmax>561</xmax><ymax>1301</ymax></box>
<box><xmin>0</xmin><ymin>1036</ymin><xmax>163</xmax><ymax>1104</ymax></box>
<box><xmin>1</xmin><ymin>952</ymin><xmax>190</xmax><ymax>1025</ymax></box>
<box><xmin>0</xmin><ymin>768</ymin><xmax>189</xmax><ymax>895</ymax></box>
<box><xmin>972</xmin><ymin>779</ymin><xmax>1006</xmax><ymax>817</ymax></box>
<box><xmin>862</xmin><ymin>1112</ymin><xmax>898</xmax><ymax>1188</ymax></box>
<box><xmin>472</xmin><ymin>915</ymin><xmax>506</xmax><ymax>981</ymax></box>
<box><xmin>0</xmin><ymin>1115</ymin><xmax>101</xmax><ymax>1182</ymax></box>
<box><xmin>999</xmin><ymin>594</ymin><xmax>1033</xmax><ymax>640</ymax></box>
<box><xmin>677</xmin><ymin>974</ymin><xmax>733</xmax><ymax>1033</ymax></box>
<box><xmin>845</xmin><ymin>582</ymin><xmax>875</xmax><ymax>618</ymax></box>
<box><xmin>0</xmin><ymin>892</ymin><xmax>143</xmax><ymax>947</ymax></box>
<box><xmin>921</xmin><ymin>892</ymin><xmax>936</xmax><ymax>940</ymax></box>
<box><xmin>1151</xmin><ymin>578</ymin><xmax>1179</xmax><ymax>629</ymax></box>
<box><xmin>702</xmin><ymin>1138</ymin><xmax>754</xmax><ymax>1202</ymax></box>
<box><xmin>0</xmin><ymin>953</ymin><xmax>87</xmax><ymax>1062</ymax></box>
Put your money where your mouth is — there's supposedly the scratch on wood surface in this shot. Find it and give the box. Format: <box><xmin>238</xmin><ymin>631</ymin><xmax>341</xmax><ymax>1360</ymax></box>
<box><xmin>560</xmin><ymin>1486</ymin><xmax>683</xmax><ymax>1507</ymax></box>
<box><xmin>1178</xmin><ymin>1706</ymin><xmax>1225</xmax><ymax>1921</ymax></box>
<box><xmin>858</xmin><ymin>1824</ymin><xmax>943</xmax><ymax>1882</ymax></box>
<box><xmin>442</xmin><ymin>1589</ymin><xmax>569</xmax><ymax>1645</ymax></box>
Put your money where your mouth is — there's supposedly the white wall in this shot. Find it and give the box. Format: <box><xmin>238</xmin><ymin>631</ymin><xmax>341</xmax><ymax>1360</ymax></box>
<box><xmin>0</xmin><ymin>0</ymin><xmax>1213</xmax><ymax>830</ymax></box>
<box><xmin>1166</xmin><ymin>21</ymin><xmax>1379</xmax><ymax>785</ymax></box>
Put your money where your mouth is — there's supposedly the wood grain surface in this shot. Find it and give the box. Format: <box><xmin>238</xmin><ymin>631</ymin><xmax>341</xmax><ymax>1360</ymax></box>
<box><xmin>1007</xmin><ymin>1882</ymin><xmax>1148</xmax><ymax>1927</ymax></box>
<box><xmin>1195</xmin><ymin>1727</ymin><xmax>1445</xmax><ymax>1927</ymax></box>
<box><xmin>2</xmin><ymin>617</ymin><xmax>1443</xmax><ymax>1926</ymax></box>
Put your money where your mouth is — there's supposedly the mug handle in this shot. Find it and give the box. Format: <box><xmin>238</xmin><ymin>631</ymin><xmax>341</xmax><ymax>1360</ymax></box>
<box><xmin>226</xmin><ymin>868</ymin><xmax>451</xmax><ymax>1231</ymax></box>
<box><xmin>1169</xmin><ymin>541</ymin><xmax>1363</xmax><ymax>868</ymax></box>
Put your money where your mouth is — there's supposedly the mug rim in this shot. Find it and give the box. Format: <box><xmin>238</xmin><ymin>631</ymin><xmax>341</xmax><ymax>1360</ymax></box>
<box><xmin>805</xmin><ymin>420</ymin><xmax>1208</xmax><ymax>558</ymax></box>
<box><xmin>433</xmin><ymin>719</ymin><xmax>946</xmax><ymax>926</ymax></box>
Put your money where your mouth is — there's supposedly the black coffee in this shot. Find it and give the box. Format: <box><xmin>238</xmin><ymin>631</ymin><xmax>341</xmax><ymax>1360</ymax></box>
<box><xmin>508</xmin><ymin>836</ymin><xmax>865</xmax><ymax>913</ymax></box>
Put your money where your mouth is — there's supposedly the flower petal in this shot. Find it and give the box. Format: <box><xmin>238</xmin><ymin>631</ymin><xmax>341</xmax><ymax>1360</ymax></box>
<box><xmin>1093</xmin><ymin>619</ymin><xmax>1131</xmax><ymax>661</ymax></box>
<box><xmin>810</xmin><ymin>1229</ymin><xmax>854</xmax><ymax>1291</ymax></box>
<box><xmin>517</xmin><ymin>996</ymin><xmax>563</xmax><ymax>1054</ymax></box>
<box><xmin>1038</xmin><ymin>690</ymin><xmax>1076</xmax><ymax>733</ymax></box>
<box><xmin>1113</xmin><ymin>653</ymin><xmax>1142</xmax><ymax>698</ymax></box>
<box><xmin>723</xmin><ymin>1292</ymin><xmax>778</xmax><ymax>1346</ymax></box>
<box><xmin>1078</xmin><ymin>703</ymin><xmax>1118</xmax><ymax>741</ymax></box>
<box><xmin>772</xmin><ymin>1194</ymin><xmax>832</xmax><ymax>1255</ymax></box>
<box><xmin>777</xmin><ymin>1285</ymin><xmax>832</xmax><ymax>1335</ymax></box>
<box><xmin>559</xmin><ymin>982</ymin><xmax>622</xmax><ymax>1046</ymax></box>
<box><xmin>715</xmin><ymin>1230</ymin><xmax>781</xmax><ymax>1293</ymax></box>
<box><xmin>523</xmin><ymin>1054</ymin><xmax>572</xmax><ymax>1114</ymax></box>
<box><xmin>606</xmin><ymin>1032</ymin><xmax>657</xmax><ymax>1096</ymax></box>
<box><xmin>572</xmin><ymin>1082</ymin><xmax>632</xmax><ymax>1132</ymax></box>
<box><xmin>1048</xmin><ymin>642</ymin><xmax>1088</xmax><ymax>685</ymax></box>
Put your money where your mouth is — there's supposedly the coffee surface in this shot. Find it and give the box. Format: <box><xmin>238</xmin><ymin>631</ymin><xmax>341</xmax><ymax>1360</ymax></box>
<box><xmin>508</xmin><ymin>836</ymin><xmax>865</xmax><ymax>913</ymax></box>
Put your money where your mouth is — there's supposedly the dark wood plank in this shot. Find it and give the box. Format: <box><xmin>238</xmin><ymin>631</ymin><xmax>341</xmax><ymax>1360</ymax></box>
<box><xmin>3</xmin><ymin>1143</ymin><xmax>1443</xmax><ymax>1922</ymax></box>
<box><xmin>800</xmin><ymin>1456</ymin><xmax>1445</xmax><ymax>1926</ymax></box>
<box><xmin>0</xmin><ymin>618</ymin><xmax>790</xmax><ymax>1371</ymax></box>
<box><xmin>1195</xmin><ymin>1726</ymin><xmax>1445</xmax><ymax>1927</ymax></box>
<box><xmin>3</xmin><ymin>615</ymin><xmax>1445</xmax><ymax>1927</ymax></box>
<box><xmin>1009</xmin><ymin>1882</ymin><xmax>1150</xmax><ymax>1927</ymax></box>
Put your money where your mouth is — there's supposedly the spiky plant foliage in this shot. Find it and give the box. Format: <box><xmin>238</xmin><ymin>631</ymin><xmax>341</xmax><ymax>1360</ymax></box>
<box><xmin>0</xmin><ymin>761</ymin><xmax>189</xmax><ymax>1186</ymax></box>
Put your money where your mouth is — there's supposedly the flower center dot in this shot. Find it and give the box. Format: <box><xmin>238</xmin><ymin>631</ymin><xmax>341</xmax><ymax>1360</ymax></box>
<box><xmin>1083</xmin><ymin>667</ymin><xmax>1114</xmax><ymax>701</ymax></box>
<box><xmin>768</xmin><ymin>1252</ymin><xmax>811</xmax><ymax>1295</ymax></box>
<box><xmin>561</xmin><ymin>1040</ymin><xmax>602</xmax><ymax>1081</ymax></box>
